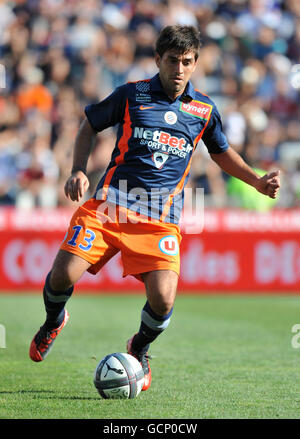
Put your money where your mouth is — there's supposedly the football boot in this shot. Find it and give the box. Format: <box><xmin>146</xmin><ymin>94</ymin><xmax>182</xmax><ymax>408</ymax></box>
<box><xmin>29</xmin><ymin>310</ymin><xmax>69</xmax><ymax>362</ymax></box>
<box><xmin>127</xmin><ymin>334</ymin><xmax>152</xmax><ymax>391</ymax></box>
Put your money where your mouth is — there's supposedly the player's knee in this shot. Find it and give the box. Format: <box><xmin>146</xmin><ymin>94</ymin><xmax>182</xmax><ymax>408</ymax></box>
<box><xmin>144</xmin><ymin>270</ymin><xmax>177</xmax><ymax>316</ymax></box>
<box><xmin>49</xmin><ymin>268</ymin><xmax>73</xmax><ymax>292</ymax></box>
<box><xmin>154</xmin><ymin>296</ymin><xmax>174</xmax><ymax>316</ymax></box>
<box><xmin>50</xmin><ymin>251</ymin><xmax>88</xmax><ymax>291</ymax></box>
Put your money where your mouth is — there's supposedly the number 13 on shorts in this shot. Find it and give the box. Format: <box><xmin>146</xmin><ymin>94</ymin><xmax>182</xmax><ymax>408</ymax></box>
<box><xmin>66</xmin><ymin>225</ymin><xmax>96</xmax><ymax>252</ymax></box>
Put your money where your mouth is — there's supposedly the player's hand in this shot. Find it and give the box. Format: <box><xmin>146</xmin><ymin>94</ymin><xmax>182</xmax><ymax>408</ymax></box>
<box><xmin>254</xmin><ymin>170</ymin><xmax>280</xmax><ymax>199</ymax></box>
<box><xmin>64</xmin><ymin>171</ymin><xmax>90</xmax><ymax>202</ymax></box>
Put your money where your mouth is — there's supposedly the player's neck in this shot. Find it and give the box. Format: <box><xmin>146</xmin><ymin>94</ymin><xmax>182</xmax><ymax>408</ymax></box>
<box><xmin>164</xmin><ymin>87</ymin><xmax>182</xmax><ymax>101</ymax></box>
<box><xmin>158</xmin><ymin>75</ymin><xmax>183</xmax><ymax>101</ymax></box>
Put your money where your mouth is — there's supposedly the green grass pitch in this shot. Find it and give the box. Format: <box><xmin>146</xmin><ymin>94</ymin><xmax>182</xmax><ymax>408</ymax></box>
<box><xmin>1</xmin><ymin>293</ymin><xmax>300</xmax><ymax>419</ymax></box>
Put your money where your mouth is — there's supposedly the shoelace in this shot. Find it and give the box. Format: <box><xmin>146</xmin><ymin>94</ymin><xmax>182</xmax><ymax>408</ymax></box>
<box><xmin>138</xmin><ymin>353</ymin><xmax>152</xmax><ymax>374</ymax></box>
<box><xmin>35</xmin><ymin>325</ymin><xmax>58</xmax><ymax>351</ymax></box>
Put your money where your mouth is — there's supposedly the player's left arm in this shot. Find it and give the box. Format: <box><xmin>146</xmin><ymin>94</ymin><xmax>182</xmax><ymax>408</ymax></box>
<box><xmin>210</xmin><ymin>146</ymin><xmax>280</xmax><ymax>199</ymax></box>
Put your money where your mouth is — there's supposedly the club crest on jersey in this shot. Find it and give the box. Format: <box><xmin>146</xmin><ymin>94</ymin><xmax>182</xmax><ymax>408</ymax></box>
<box><xmin>159</xmin><ymin>236</ymin><xmax>179</xmax><ymax>256</ymax></box>
<box><xmin>152</xmin><ymin>152</ymin><xmax>169</xmax><ymax>169</ymax></box>
<box><xmin>164</xmin><ymin>111</ymin><xmax>177</xmax><ymax>125</ymax></box>
<box><xmin>179</xmin><ymin>100</ymin><xmax>212</xmax><ymax>120</ymax></box>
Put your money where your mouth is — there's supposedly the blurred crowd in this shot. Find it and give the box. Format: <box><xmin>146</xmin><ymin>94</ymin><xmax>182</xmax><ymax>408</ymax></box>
<box><xmin>0</xmin><ymin>0</ymin><xmax>300</xmax><ymax>211</ymax></box>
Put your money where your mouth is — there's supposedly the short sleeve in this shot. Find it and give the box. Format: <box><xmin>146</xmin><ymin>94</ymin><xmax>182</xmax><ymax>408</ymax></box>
<box><xmin>201</xmin><ymin>106</ymin><xmax>229</xmax><ymax>154</ymax></box>
<box><xmin>84</xmin><ymin>85</ymin><xmax>127</xmax><ymax>132</ymax></box>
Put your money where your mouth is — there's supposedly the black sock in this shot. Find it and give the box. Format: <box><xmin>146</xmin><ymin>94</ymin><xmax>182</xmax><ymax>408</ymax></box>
<box><xmin>132</xmin><ymin>301</ymin><xmax>173</xmax><ymax>353</ymax></box>
<box><xmin>43</xmin><ymin>271</ymin><xmax>73</xmax><ymax>329</ymax></box>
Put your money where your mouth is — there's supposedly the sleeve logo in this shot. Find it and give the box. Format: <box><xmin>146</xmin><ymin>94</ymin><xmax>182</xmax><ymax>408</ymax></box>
<box><xmin>136</xmin><ymin>81</ymin><xmax>151</xmax><ymax>102</ymax></box>
<box><xmin>179</xmin><ymin>100</ymin><xmax>212</xmax><ymax>120</ymax></box>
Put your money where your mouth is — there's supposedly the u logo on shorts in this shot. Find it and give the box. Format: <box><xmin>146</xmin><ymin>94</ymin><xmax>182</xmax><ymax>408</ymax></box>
<box><xmin>158</xmin><ymin>236</ymin><xmax>179</xmax><ymax>256</ymax></box>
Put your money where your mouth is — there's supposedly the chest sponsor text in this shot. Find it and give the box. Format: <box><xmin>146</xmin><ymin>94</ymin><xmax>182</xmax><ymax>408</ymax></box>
<box><xmin>133</xmin><ymin>127</ymin><xmax>193</xmax><ymax>158</ymax></box>
<box><xmin>179</xmin><ymin>100</ymin><xmax>212</xmax><ymax>119</ymax></box>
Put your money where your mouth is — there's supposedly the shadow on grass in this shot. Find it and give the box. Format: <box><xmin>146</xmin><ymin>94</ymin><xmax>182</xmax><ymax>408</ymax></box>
<box><xmin>0</xmin><ymin>390</ymin><xmax>100</xmax><ymax>401</ymax></box>
<box><xmin>0</xmin><ymin>390</ymin><xmax>55</xmax><ymax>394</ymax></box>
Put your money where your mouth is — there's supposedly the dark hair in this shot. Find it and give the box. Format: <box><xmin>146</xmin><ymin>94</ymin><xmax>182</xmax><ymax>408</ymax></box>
<box><xmin>155</xmin><ymin>25</ymin><xmax>201</xmax><ymax>61</ymax></box>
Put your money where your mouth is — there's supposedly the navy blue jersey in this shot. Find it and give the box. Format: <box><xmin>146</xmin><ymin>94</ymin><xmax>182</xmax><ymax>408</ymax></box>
<box><xmin>85</xmin><ymin>73</ymin><xmax>228</xmax><ymax>223</ymax></box>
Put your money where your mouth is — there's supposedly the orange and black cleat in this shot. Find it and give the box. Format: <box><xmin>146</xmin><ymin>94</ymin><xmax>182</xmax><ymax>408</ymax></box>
<box><xmin>127</xmin><ymin>335</ymin><xmax>152</xmax><ymax>391</ymax></box>
<box><xmin>29</xmin><ymin>310</ymin><xmax>69</xmax><ymax>362</ymax></box>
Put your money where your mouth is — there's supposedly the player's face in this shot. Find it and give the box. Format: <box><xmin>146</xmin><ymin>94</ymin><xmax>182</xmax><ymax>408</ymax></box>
<box><xmin>155</xmin><ymin>49</ymin><xmax>197</xmax><ymax>100</ymax></box>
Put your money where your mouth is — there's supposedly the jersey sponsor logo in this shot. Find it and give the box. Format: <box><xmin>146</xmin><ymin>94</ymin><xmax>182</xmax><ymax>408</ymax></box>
<box><xmin>133</xmin><ymin>126</ymin><xmax>193</xmax><ymax>159</ymax></box>
<box><xmin>152</xmin><ymin>152</ymin><xmax>169</xmax><ymax>169</ymax></box>
<box><xmin>140</xmin><ymin>105</ymin><xmax>155</xmax><ymax>110</ymax></box>
<box><xmin>179</xmin><ymin>100</ymin><xmax>212</xmax><ymax>119</ymax></box>
<box><xmin>159</xmin><ymin>236</ymin><xmax>179</xmax><ymax>256</ymax></box>
<box><xmin>164</xmin><ymin>111</ymin><xmax>177</xmax><ymax>125</ymax></box>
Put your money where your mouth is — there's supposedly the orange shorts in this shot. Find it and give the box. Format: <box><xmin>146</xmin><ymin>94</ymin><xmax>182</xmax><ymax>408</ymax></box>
<box><xmin>60</xmin><ymin>198</ymin><xmax>182</xmax><ymax>282</ymax></box>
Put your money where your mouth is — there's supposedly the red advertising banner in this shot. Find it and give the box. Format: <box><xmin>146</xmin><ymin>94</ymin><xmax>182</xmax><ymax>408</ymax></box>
<box><xmin>0</xmin><ymin>207</ymin><xmax>299</xmax><ymax>293</ymax></box>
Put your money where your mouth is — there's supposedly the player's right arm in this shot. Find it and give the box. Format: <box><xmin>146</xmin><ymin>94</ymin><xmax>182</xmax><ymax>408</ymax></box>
<box><xmin>65</xmin><ymin>84</ymin><xmax>127</xmax><ymax>202</ymax></box>
<box><xmin>64</xmin><ymin>117</ymin><xmax>97</xmax><ymax>202</ymax></box>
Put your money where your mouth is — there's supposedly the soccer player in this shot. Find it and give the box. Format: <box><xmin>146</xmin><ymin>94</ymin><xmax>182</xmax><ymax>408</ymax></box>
<box><xmin>29</xmin><ymin>25</ymin><xmax>280</xmax><ymax>391</ymax></box>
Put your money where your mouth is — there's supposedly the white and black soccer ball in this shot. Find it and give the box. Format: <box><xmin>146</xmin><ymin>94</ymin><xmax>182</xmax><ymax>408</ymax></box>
<box><xmin>94</xmin><ymin>352</ymin><xmax>144</xmax><ymax>399</ymax></box>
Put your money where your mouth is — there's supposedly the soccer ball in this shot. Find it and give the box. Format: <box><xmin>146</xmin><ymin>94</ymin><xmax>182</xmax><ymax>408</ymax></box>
<box><xmin>94</xmin><ymin>352</ymin><xmax>144</xmax><ymax>399</ymax></box>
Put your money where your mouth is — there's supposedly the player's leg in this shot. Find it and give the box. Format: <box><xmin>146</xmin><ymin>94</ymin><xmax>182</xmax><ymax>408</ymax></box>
<box><xmin>30</xmin><ymin>198</ymin><xmax>120</xmax><ymax>362</ymax></box>
<box><xmin>120</xmin><ymin>213</ymin><xmax>181</xmax><ymax>390</ymax></box>
<box><xmin>29</xmin><ymin>250</ymin><xmax>91</xmax><ymax>362</ymax></box>
<box><xmin>132</xmin><ymin>269</ymin><xmax>178</xmax><ymax>350</ymax></box>
<box><xmin>143</xmin><ymin>269</ymin><xmax>178</xmax><ymax>315</ymax></box>
<box><xmin>43</xmin><ymin>249</ymin><xmax>92</xmax><ymax>329</ymax></box>
<box><xmin>127</xmin><ymin>269</ymin><xmax>178</xmax><ymax>390</ymax></box>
